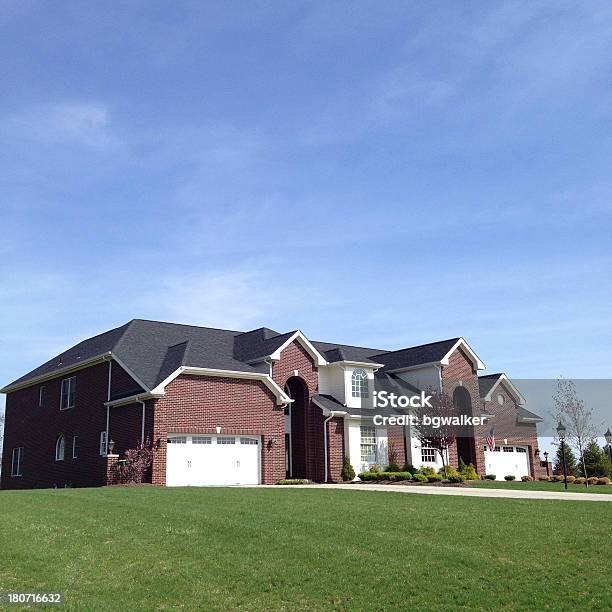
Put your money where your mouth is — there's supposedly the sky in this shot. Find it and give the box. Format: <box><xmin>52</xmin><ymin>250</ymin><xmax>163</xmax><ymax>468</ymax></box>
<box><xmin>1</xmin><ymin>1</ymin><xmax>612</xmax><ymax>420</ymax></box>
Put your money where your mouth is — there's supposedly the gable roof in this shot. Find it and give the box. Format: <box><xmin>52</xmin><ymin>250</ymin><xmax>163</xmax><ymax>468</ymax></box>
<box><xmin>2</xmin><ymin>320</ymin><xmax>486</xmax><ymax>394</ymax></box>
<box><xmin>478</xmin><ymin>373</ymin><xmax>526</xmax><ymax>405</ymax></box>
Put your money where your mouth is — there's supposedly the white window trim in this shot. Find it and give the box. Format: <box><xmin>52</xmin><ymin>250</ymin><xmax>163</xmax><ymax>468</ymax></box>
<box><xmin>360</xmin><ymin>425</ymin><xmax>377</xmax><ymax>465</ymax></box>
<box><xmin>11</xmin><ymin>447</ymin><xmax>24</xmax><ymax>477</ymax></box>
<box><xmin>60</xmin><ymin>376</ymin><xmax>76</xmax><ymax>410</ymax></box>
<box><xmin>352</xmin><ymin>368</ymin><xmax>369</xmax><ymax>399</ymax></box>
<box><xmin>100</xmin><ymin>431</ymin><xmax>108</xmax><ymax>456</ymax></box>
<box><xmin>55</xmin><ymin>435</ymin><xmax>65</xmax><ymax>461</ymax></box>
<box><xmin>421</xmin><ymin>447</ymin><xmax>436</xmax><ymax>463</ymax></box>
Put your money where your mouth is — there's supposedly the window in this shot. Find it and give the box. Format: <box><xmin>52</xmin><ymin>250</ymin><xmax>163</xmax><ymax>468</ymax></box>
<box><xmin>39</xmin><ymin>385</ymin><xmax>45</xmax><ymax>407</ymax></box>
<box><xmin>192</xmin><ymin>436</ymin><xmax>211</xmax><ymax>444</ymax></box>
<box><xmin>360</xmin><ymin>425</ymin><xmax>377</xmax><ymax>464</ymax></box>
<box><xmin>421</xmin><ymin>447</ymin><xmax>436</xmax><ymax>463</ymax></box>
<box><xmin>60</xmin><ymin>376</ymin><xmax>76</xmax><ymax>410</ymax></box>
<box><xmin>352</xmin><ymin>368</ymin><xmax>369</xmax><ymax>398</ymax></box>
<box><xmin>167</xmin><ymin>436</ymin><xmax>186</xmax><ymax>444</ymax></box>
<box><xmin>240</xmin><ymin>438</ymin><xmax>258</xmax><ymax>445</ymax></box>
<box><xmin>11</xmin><ymin>447</ymin><xmax>24</xmax><ymax>477</ymax></box>
<box><xmin>494</xmin><ymin>446</ymin><xmax>500</xmax><ymax>452</ymax></box>
<box><xmin>100</xmin><ymin>431</ymin><xmax>108</xmax><ymax>456</ymax></box>
<box><xmin>502</xmin><ymin>446</ymin><xmax>513</xmax><ymax>453</ymax></box>
<box><xmin>72</xmin><ymin>435</ymin><xmax>79</xmax><ymax>459</ymax></box>
<box><xmin>497</xmin><ymin>393</ymin><xmax>504</xmax><ymax>406</ymax></box>
<box><xmin>55</xmin><ymin>435</ymin><xmax>65</xmax><ymax>461</ymax></box>
<box><xmin>516</xmin><ymin>447</ymin><xmax>527</xmax><ymax>453</ymax></box>
<box><xmin>217</xmin><ymin>437</ymin><xmax>236</xmax><ymax>444</ymax></box>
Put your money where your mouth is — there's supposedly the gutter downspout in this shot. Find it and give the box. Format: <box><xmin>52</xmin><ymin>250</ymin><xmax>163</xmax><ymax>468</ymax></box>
<box><xmin>104</xmin><ymin>355</ymin><xmax>112</xmax><ymax>455</ymax></box>
<box><xmin>138</xmin><ymin>398</ymin><xmax>146</xmax><ymax>446</ymax></box>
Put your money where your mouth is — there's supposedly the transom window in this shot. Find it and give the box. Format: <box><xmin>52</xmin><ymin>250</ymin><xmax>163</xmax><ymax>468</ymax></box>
<box><xmin>352</xmin><ymin>369</ymin><xmax>369</xmax><ymax>398</ymax></box>
<box><xmin>516</xmin><ymin>447</ymin><xmax>527</xmax><ymax>453</ymax></box>
<box><xmin>11</xmin><ymin>447</ymin><xmax>24</xmax><ymax>477</ymax></box>
<box><xmin>217</xmin><ymin>437</ymin><xmax>235</xmax><ymax>445</ymax></box>
<box><xmin>360</xmin><ymin>425</ymin><xmax>377</xmax><ymax>464</ymax></box>
<box><xmin>502</xmin><ymin>446</ymin><xmax>513</xmax><ymax>453</ymax></box>
<box><xmin>421</xmin><ymin>447</ymin><xmax>436</xmax><ymax>463</ymax></box>
<box><xmin>192</xmin><ymin>436</ymin><xmax>211</xmax><ymax>444</ymax></box>
<box><xmin>60</xmin><ymin>376</ymin><xmax>76</xmax><ymax>410</ymax></box>
<box><xmin>167</xmin><ymin>436</ymin><xmax>187</xmax><ymax>444</ymax></box>
<box><xmin>240</xmin><ymin>438</ymin><xmax>258</xmax><ymax>445</ymax></box>
<box><xmin>55</xmin><ymin>435</ymin><xmax>65</xmax><ymax>461</ymax></box>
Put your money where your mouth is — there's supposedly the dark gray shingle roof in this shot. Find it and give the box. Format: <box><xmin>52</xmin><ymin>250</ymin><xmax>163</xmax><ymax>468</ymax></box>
<box><xmin>478</xmin><ymin>373</ymin><xmax>503</xmax><ymax>399</ymax></box>
<box><xmin>369</xmin><ymin>338</ymin><xmax>461</xmax><ymax>370</ymax></box>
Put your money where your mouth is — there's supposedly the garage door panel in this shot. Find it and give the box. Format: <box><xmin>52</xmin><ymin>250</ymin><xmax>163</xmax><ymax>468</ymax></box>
<box><xmin>484</xmin><ymin>446</ymin><xmax>530</xmax><ymax>481</ymax></box>
<box><xmin>166</xmin><ymin>434</ymin><xmax>261</xmax><ymax>486</ymax></box>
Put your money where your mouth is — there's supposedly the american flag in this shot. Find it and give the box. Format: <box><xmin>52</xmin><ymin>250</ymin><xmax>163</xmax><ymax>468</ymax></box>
<box><xmin>486</xmin><ymin>428</ymin><xmax>495</xmax><ymax>452</ymax></box>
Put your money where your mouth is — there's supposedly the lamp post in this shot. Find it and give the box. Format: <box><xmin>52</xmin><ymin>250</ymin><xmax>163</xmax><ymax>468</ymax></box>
<box><xmin>556</xmin><ymin>422</ymin><xmax>568</xmax><ymax>490</ymax></box>
<box><xmin>543</xmin><ymin>451</ymin><xmax>550</xmax><ymax>477</ymax></box>
<box><xmin>605</xmin><ymin>428</ymin><xmax>612</xmax><ymax>463</ymax></box>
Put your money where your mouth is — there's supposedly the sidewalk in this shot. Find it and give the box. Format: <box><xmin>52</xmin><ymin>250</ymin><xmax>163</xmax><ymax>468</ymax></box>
<box><xmin>268</xmin><ymin>483</ymin><xmax>612</xmax><ymax>501</ymax></box>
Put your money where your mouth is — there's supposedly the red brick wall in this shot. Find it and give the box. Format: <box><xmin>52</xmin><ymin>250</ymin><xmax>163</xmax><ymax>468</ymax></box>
<box><xmin>326</xmin><ymin>417</ymin><xmax>344</xmax><ymax>482</ymax></box>
<box><xmin>387</xmin><ymin>425</ymin><xmax>407</xmax><ymax>467</ymax></box>
<box><xmin>150</xmin><ymin>374</ymin><xmax>284</xmax><ymax>485</ymax></box>
<box><xmin>475</xmin><ymin>383</ymin><xmax>542</xmax><ymax>478</ymax></box>
<box><xmin>441</xmin><ymin>348</ymin><xmax>483</xmax><ymax>473</ymax></box>
<box><xmin>1</xmin><ymin>359</ymin><xmax>140</xmax><ymax>489</ymax></box>
<box><xmin>271</xmin><ymin>340</ymin><xmax>326</xmax><ymax>481</ymax></box>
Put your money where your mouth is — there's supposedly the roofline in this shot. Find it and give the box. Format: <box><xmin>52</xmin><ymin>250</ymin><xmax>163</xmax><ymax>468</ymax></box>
<box><xmin>311</xmin><ymin>396</ymin><xmax>348</xmax><ymax>416</ymax></box>
<box><xmin>105</xmin><ymin>391</ymin><xmax>163</xmax><ymax>407</ymax></box>
<box><xmin>441</xmin><ymin>338</ymin><xmax>486</xmax><ymax>370</ymax></box>
<box><xmin>387</xmin><ymin>361</ymin><xmax>441</xmax><ymax>374</ymax></box>
<box><xmin>482</xmin><ymin>373</ymin><xmax>526</xmax><ymax>405</ymax></box>
<box><xmin>150</xmin><ymin>366</ymin><xmax>292</xmax><ymax>405</ymax></box>
<box><xmin>327</xmin><ymin>360</ymin><xmax>385</xmax><ymax>369</ymax></box>
<box><xmin>1</xmin><ymin>352</ymin><xmax>153</xmax><ymax>395</ymax></box>
<box><xmin>269</xmin><ymin>330</ymin><xmax>327</xmax><ymax>367</ymax></box>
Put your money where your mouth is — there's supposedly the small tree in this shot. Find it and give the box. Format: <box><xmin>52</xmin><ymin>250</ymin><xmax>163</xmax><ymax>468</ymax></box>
<box><xmin>387</xmin><ymin>439</ymin><xmax>400</xmax><ymax>471</ymax></box>
<box><xmin>340</xmin><ymin>456</ymin><xmax>355</xmax><ymax>482</ymax></box>
<box><xmin>116</xmin><ymin>443</ymin><xmax>154</xmax><ymax>484</ymax></box>
<box><xmin>413</xmin><ymin>389</ymin><xmax>456</xmax><ymax>478</ymax></box>
<box><xmin>553</xmin><ymin>443</ymin><xmax>577</xmax><ymax>476</ymax></box>
<box><xmin>578</xmin><ymin>441</ymin><xmax>610</xmax><ymax>478</ymax></box>
<box><xmin>552</xmin><ymin>378</ymin><xmax>597</xmax><ymax>482</ymax></box>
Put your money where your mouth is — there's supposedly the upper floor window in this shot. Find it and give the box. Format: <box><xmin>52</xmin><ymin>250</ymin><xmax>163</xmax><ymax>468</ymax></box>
<box><xmin>39</xmin><ymin>385</ymin><xmax>45</xmax><ymax>407</ymax></box>
<box><xmin>60</xmin><ymin>376</ymin><xmax>76</xmax><ymax>410</ymax></box>
<box><xmin>352</xmin><ymin>368</ymin><xmax>369</xmax><ymax>398</ymax></box>
<box><xmin>72</xmin><ymin>435</ymin><xmax>79</xmax><ymax>459</ymax></box>
<box><xmin>497</xmin><ymin>393</ymin><xmax>504</xmax><ymax>406</ymax></box>
<box><xmin>55</xmin><ymin>435</ymin><xmax>65</xmax><ymax>461</ymax></box>
<box><xmin>11</xmin><ymin>447</ymin><xmax>24</xmax><ymax>477</ymax></box>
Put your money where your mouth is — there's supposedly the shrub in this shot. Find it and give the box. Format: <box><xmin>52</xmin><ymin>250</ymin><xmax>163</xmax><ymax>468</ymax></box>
<box><xmin>504</xmin><ymin>475</ymin><xmax>516</xmax><ymax>481</ymax></box>
<box><xmin>484</xmin><ymin>474</ymin><xmax>496</xmax><ymax>480</ymax></box>
<box><xmin>427</xmin><ymin>473</ymin><xmax>443</xmax><ymax>483</ymax></box>
<box><xmin>115</xmin><ymin>444</ymin><xmax>153</xmax><ymax>485</ymax></box>
<box><xmin>402</xmin><ymin>463</ymin><xmax>418</xmax><ymax>474</ymax></box>
<box><xmin>596</xmin><ymin>477</ymin><xmax>611</xmax><ymax>485</ymax></box>
<box><xmin>438</xmin><ymin>465</ymin><xmax>460</xmax><ymax>478</ymax></box>
<box><xmin>420</xmin><ymin>466</ymin><xmax>436</xmax><ymax>476</ymax></box>
<box><xmin>587</xmin><ymin>477</ymin><xmax>599</xmax><ymax>485</ymax></box>
<box><xmin>538</xmin><ymin>476</ymin><xmax>551</xmax><ymax>482</ymax></box>
<box><xmin>341</xmin><ymin>456</ymin><xmax>355</xmax><ymax>482</ymax></box>
<box><xmin>358</xmin><ymin>472</ymin><xmax>380</xmax><ymax>481</ymax></box>
<box><xmin>386</xmin><ymin>463</ymin><xmax>401</xmax><ymax>473</ymax></box>
<box><xmin>566</xmin><ymin>475</ymin><xmax>576</xmax><ymax>483</ymax></box>
<box><xmin>460</xmin><ymin>463</ymin><xmax>480</xmax><ymax>480</ymax></box>
<box><xmin>394</xmin><ymin>471</ymin><xmax>412</xmax><ymax>481</ymax></box>
<box><xmin>551</xmin><ymin>475</ymin><xmax>564</xmax><ymax>482</ymax></box>
<box><xmin>573</xmin><ymin>477</ymin><xmax>586</xmax><ymax>484</ymax></box>
<box><xmin>370</xmin><ymin>464</ymin><xmax>382</xmax><ymax>474</ymax></box>
<box><xmin>412</xmin><ymin>473</ymin><xmax>428</xmax><ymax>482</ymax></box>
<box><xmin>521</xmin><ymin>475</ymin><xmax>534</xmax><ymax>482</ymax></box>
<box><xmin>448</xmin><ymin>473</ymin><xmax>465</xmax><ymax>483</ymax></box>
<box><xmin>277</xmin><ymin>479</ymin><xmax>311</xmax><ymax>485</ymax></box>
<box><xmin>380</xmin><ymin>472</ymin><xmax>397</xmax><ymax>481</ymax></box>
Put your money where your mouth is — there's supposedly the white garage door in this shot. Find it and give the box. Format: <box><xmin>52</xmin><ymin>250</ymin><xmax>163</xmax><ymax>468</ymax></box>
<box><xmin>166</xmin><ymin>434</ymin><xmax>261</xmax><ymax>486</ymax></box>
<box><xmin>484</xmin><ymin>446</ymin><xmax>530</xmax><ymax>481</ymax></box>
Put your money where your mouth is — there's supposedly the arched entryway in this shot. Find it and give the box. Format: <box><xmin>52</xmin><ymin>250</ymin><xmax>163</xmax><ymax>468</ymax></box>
<box><xmin>453</xmin><ymin>386</ymin><xmax>477</xmax><ymax>467</ymax></box>
<box><xmin>284</xmin><ymin>376</ymin><xmax>309</xmax><ymax>479</ymax></box>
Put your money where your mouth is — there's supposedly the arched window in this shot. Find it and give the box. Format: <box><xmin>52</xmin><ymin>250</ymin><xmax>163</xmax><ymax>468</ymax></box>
<box><xmin>55</xmin><ymin>435</ymin><xmax>65</xmax><ymax>461</ymax></box>
<box><xmin>351</xmin><ymin>368</ymin><xmax>369</xmax><ymax>398</ymax></box>
<box><xmin>497</xmin><ymin>393</ymin><xmax>504</xmax><ymax>406</ymax></box>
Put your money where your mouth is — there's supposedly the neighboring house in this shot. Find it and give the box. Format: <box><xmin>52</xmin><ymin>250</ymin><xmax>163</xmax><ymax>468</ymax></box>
<box><xmin>0</xmin><ymin>319</ymin><xmax>545</xmax><ymax>489</ymax></box>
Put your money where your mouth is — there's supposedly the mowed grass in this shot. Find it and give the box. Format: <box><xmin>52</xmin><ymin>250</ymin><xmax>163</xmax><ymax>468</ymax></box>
<box><xmin>468</xmin><ymin>480</ymin><xmax>612</xmax><ymax>494</ymax></box>
<box><xmin>0</xmin><ymin>487</ymin><xmax>610</xmax><ymax>611</ymax></box>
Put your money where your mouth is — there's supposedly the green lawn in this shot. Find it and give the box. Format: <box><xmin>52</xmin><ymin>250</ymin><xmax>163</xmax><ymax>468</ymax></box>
<box><xmin>468</xmin><ymin>480</ymin><xmax>612</xmax><ymax>494</ymax></box>
<box><xmin>0</xmin><ymin>487</ymin><xmax>610</xmax><ymax>610</ymax></box>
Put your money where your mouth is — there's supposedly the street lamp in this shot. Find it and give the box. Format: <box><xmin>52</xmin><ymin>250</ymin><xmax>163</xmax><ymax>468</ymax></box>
<box><xmin>556</xmin><ymin>421</ymin><xmax>568</xmax><ymax>490</ymax></box>
<box><xmin>543</xmin><ymin>451</ymin><xmax>550</xmax><ymax>477</ymax></box>
<box><xmin>605</xmin><ymin>428</ymin><xmax>612</xmax><ymax>463</ymax></box>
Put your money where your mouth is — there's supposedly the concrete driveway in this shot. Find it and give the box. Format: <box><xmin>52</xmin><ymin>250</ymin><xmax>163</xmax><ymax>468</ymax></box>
<box><xmin>272</xmin><ymin>483</ymin><xmax>612</xmax><ymax>502</ymax></box>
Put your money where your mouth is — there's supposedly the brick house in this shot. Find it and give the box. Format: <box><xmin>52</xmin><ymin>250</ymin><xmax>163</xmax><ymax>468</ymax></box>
<box><xmin>0</xmin><ymin>319</ymin><xmax>545</xmax><ymax>489</ymax></box>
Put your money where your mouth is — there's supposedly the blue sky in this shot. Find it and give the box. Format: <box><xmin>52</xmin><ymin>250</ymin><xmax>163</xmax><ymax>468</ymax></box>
<box><xmin>1</xmin><ymin>1</ymin><xmax>611</xmax><ymax>415</ymax></box>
